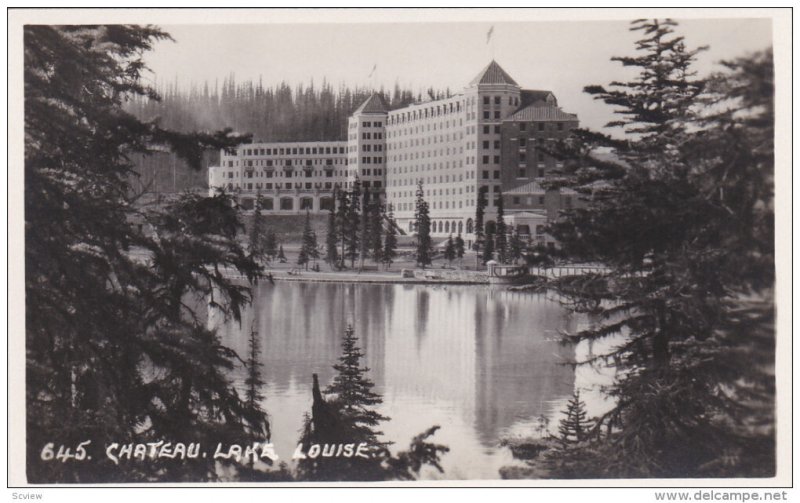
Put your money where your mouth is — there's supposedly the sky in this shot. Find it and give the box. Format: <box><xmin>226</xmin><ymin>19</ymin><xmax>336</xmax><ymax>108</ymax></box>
<box><xmin>143</xmin><ymin>17</ymin><xmax>773</xmax><ymax>134</ymax></box>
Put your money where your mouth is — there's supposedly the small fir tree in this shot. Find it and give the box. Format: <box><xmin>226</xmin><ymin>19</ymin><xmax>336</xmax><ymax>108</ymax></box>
<box><xmin>495</xmin><ymin>191</ymin><xmax>508</xmax><ymax>263</ymax></box>
<box><xmin>413</xmin><ymin>181</ymin><xmax>433</xmax><ymax>268</ymax></box>
<box><xmin>509</xmin><ymin>225</ymin><xmax>524</xmax><ymax>264</ymax></box>
<box><xmin>264</xmin><ymin>229</ymin><xmax>278</xmax><ymax>262</ymax></box>
<box><xmin>454</xmin><ymin>233</ymin><xmax>466</xmax><ymax>266</ymax></box>
<box><xmin>325</xmin><ymin>207</ymin><xmax>339</xmax><ymax>267</ymax></box>
<box><xmin>481</xmin><ymin>234</ymin><xmax>495</xmax><ymax>264</ymax></box>
<box><xmin>443</xmin><ymin>234</ymin><xmax>456</xmax><ymax>267</ymax></box>
<box><xmin>473</xmin><ymin>186</ymin><xmax>488</xmax><ymax>250</ymax></box>
<box><xmin>382</xmin><ymin>205</ymin><xmax>398</xmax><ymax>270</ymax></box>
<box><xmin>557</xmin><ymin>391</ymin><xmax>593</xmax><ymax>446</ymax></box>
<box><xmin>248</xmin><ymin>193</ymin><xmax>266</xmax><ymax>261</ymax></box>
<box><xmin>369</xmin><ymin>202</ymin><xmax>384</xmax><ymax>266</ymax></box>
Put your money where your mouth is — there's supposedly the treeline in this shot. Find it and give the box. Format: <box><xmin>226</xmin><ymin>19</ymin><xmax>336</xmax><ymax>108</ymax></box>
<box><xmin>126</xmin><ymin>76</ymin><xmax>451</xmax><ymax>142</ymax></box>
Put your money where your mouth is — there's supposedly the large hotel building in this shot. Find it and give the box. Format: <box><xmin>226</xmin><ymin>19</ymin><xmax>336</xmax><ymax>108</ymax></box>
<box><xmin>209</xmin><ymin>61</ymin><xmax>578</xmax><ymax>246</ymax></box>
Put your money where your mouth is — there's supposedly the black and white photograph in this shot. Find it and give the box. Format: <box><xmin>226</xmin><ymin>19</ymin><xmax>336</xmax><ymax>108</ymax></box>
<box><xmin>8</xmin><ymin>7</ymin><xmax>791</xmax><ymax>490</ymax></box>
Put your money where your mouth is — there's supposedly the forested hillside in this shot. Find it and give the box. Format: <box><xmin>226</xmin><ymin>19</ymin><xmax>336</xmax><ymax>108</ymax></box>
<box><xmin>125</xmin><ymin>77</ymin><xmax>449</xmax><ymax>193</ymax></box>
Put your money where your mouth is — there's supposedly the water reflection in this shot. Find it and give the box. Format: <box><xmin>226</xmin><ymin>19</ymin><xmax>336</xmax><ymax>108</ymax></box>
<box><xmin>212</xmin><ymin>282</ymin><xmax>578</xmax><ymax>479</ymax></box>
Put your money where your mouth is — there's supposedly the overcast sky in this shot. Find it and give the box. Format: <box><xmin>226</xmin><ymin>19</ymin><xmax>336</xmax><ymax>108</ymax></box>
<box><xmin>143</xmin><ymin>17</ymin><xmax>772</xmax><ymax>133</ymax></box>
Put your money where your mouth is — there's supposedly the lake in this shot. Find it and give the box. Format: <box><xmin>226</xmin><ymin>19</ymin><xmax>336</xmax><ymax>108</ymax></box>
<box><xmin>211</xmin><ymin>281</ymin><xmax>588</xmax><ymax>480</ymax></box>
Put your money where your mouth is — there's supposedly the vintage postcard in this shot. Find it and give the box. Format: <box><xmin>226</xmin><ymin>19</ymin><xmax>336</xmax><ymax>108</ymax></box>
<box><xmin>7</xmin><ymin>7</ymin><xmax>792</xmax><ymax>493</ymax></box>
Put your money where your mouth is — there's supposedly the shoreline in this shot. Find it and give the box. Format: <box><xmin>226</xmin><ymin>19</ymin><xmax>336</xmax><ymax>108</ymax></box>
<box><xmin>257</xmin><ymin>270</ymin><xmax>490</xmax><ymax>286</ymax></box>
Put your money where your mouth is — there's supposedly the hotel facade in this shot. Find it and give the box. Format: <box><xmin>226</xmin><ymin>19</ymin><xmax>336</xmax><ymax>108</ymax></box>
<box><xmin>209</xmin><ymin>61</ymin><xmax>578</xmax><ymax>246</ymax></box>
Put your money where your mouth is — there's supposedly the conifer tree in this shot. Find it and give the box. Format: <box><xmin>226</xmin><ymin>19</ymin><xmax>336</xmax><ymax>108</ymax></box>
<box><xmin>495</xmin><ymin>191</ymin><xmax>508</xmax><ymax>263</ymax></box>
<box><xmin>509</xmin><ymin>226</ymin><xmax>524</xmax><ymax>265</ymax></box>
<box><xmin>297</xmin><ymin>210</ymin><xmax>317</xmax><ymax>270</ymax></box>
<box><xmin>369</xmin><ymin>202</ymin><xmax>384</xmax><ymax>265</ymax></box>
<box><xmin>264</xmin><ymin>229</ymin><xmax>278</xmax><ymax>262</ymax></box>
<box><xmin>344</xmin><ymin>180</ymin><xmax>362</xmax><ymax>268</ymax></box>
<box><xmin>248</xmin><ymin>192</ymin><xmax>266</xmax><ymax>261</ymax></box>
<box><xmin>296</xmin><ymin>326</ymin><xmax>449</xmax><ymax>481</ymax></box>
<box><xmin>481</xmin><ymin>234</ymin><xmax>494</xmax><ymax>264</ymax></box>
<box><xmin>24</xmin><ymin>25</ymin><xmax>268</xmax><ymax>483</ymax></box>
<box><xmin>277</xmin><ymin>244</ymin><xmax>287</xmax><ymax>263</ymax></box>
<box><xmin>443</xmin><ymin>235</ymin><xmax>456</xmax><ymax>267</ymax></box>
<box><xmin>546</xmin><ymin>20</ymin><xmax>775</xmax><ymax>477</ymax></box>
<box><xmin>557</xmin><ymin>391</ymin><xmax>593</xmax><ymax>446</ymax></box>
<box><xmin>325</xmin><ymin>207</ymin><xmax>339</xmax><ymax>267</ymax></box>
<box><xmin>358</xmin><ymin>192</ymin><xmax>370</xmax><ymax>270</ymax></box>
<box><xmin>413</xmin><ymin>181</ymin><xmax>433</xmax><ymax>269</ymax></box>
<box><xmin>382</xmin><ymin>205</ymin><xmax>398</xmax><ymax>271</ymax></box>
<box><xmin>335</xmin><ymin>188</ymin><xmax>350</xmax><ymax>268</ymax></box>
<box><xmin>454</xmin><ymin>233</ymin><xmax>466</xmax><ymax>266</ymax></box>
<box><xmin>473</xmin><ymin>186</ymin><xmax>488</xmax><ymax>250</ymax></box>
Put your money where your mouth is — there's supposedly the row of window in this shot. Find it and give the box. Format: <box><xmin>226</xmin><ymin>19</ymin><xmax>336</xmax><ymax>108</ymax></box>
<box><xmin>238</xmin><ymin>145</ymin><xmax>345</xmax><ymax>156</ymax></box>
<box><xmin>388</xmin><ymin>101</ymin><xmax>462</xmax><ymax>125</ymax></box>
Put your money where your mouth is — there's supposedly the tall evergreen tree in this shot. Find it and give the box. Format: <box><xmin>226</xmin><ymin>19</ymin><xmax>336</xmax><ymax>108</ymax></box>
<box><xmin>546</xmin><ymin>20</ymin><xmax>774</xmax><ymax>478</ymax></box>
<box><xmin>335</xmin><ymin>188</ymin><xmax>350</xmax><ymax>268</ymax></box>
<box><xmin>358</xmin><ymin>192</ymin><xmax>370</xmax><ymax>270</ymax></box>
<box><xmin>473</xmin><ymin>186</ymin><xmax>488</xmax><ymax>251</ymax></box>
<box><xmin>24</xmin><ymin>25</ymin><xmax>268</xmax><ymax>482</ymax></box>
<box><xmin>413</xmin><ymin>181</ymin><xmax>433</xmax><ymax>268</ymax></box>
<box><xmin>382</xmin><ymin>204</ymin><xmax>398</xmax><ymax>271</ymax></box>
<box><xmin>248</xmin><ymin>192</ymin><xmax>266</xmax><ymax>261</ymax></box>
<box><xmin>369</xmin><ymin>202</ymin><xmax>385</xmax><ymax>266</ymax></box>
<box><xmin>454</xmin><ymin>233</ymin><xmax>466</xmax><ymax>266</ymax></box>
<box><xmin>344</xmin><ymin>180</ymin><xmax>362</xmax><ymax>268</ymax></box>
<box><xmin>264</xmin><ymin>229</ymin><xmax>278</xmax><ymax>262</ymax></box>
<box><xmin>277</xmin><ymin>244</ymin><xmax>287</xmax><ymax>263</ymax></box>
<box><xmin>481</xmin><ymin>234</ymin><xmax>495</xmax><ymax>264</ymax></box>
<box><xmin>296</xmin><ymin>326</ymin><xmax>449</xmax><ymax>481</ymax></box>
<box><xmin>325</xmin><ymin>207</ymin><xmax>339</xmax><ymax>268</ymax></box>
<box><xmin>443</xmin><ymin>235</ymin><xmax>456</xmax><ymax>267</ymax></box>
<box><xmin>297</xmin><ymin>210</ymin><xmax>318</xmax><ymax>271</ymax></box>
<box><xmin>509</xmin><ymin>225</ymin><xmax>524</xmax><ymax>265</ymax></box>
<box><xmin>495</xmin><ymin>191</ymin><xmax>508</xmax><ymax>263</ymax></box>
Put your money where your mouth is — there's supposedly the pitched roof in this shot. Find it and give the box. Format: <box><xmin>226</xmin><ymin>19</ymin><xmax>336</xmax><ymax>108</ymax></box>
<box><xmin>353</xmin><ymin>93</ymin><xmax>388</xmax><ymax>114</ymax></box>
<box><xmin>520</xmin><ymin>89</ymin><xmax>556</xmax><ymax>107</ymax></box>
<box><xmin>507</xmin><ymin>105</ymin><xmax>578</xmax><ymax>122</ymax></box>
<box><xmin>469</xmin><ymin>60</ymin><xmax>519</xmax><ymax>86</ymax></box>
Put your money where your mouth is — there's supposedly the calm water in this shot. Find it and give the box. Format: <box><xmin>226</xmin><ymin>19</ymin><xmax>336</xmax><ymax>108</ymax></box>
<box><xmin>210</xmin><ymin>281</ymin><xmax>585</xmax><ymax>480</ymax></box>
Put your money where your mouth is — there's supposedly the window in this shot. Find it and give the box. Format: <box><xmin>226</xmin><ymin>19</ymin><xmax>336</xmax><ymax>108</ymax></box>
<box><xmin>513</xmin><ymin>196</ymin><xmax>520</xmax><ymax>204</ymax></box>
<box><xmin>483</xmin><ymin>125</ymin><xmax>490</xmax><ymax>134</ymax></box>
<box><xmin>482</xmin><ymin>170</ymin><xmax>489</xmax><ymax>179</ymax></box>
<box><xmin>520</xmin><ymin>123</ymin><xmax>526</xmax><ymax>132</ymax></box>
<box><xmin>494</xmin><ymin>141</ymin><xmax>500</xmax><ymax>149</ymax></box>
<box><xmin>493</xmin><ymin>156</ymin><xmax>500</xmax><ymax>164</ymax></box>
<box><xmin>494</xmin><ymin>111</ymin><xmax>500</xmax><ymax>119</ymax></box>
<box><xmin>538</xmin><ymin>195</ymin><xmax>545</xmax><ymax>205</ymax></box>
<box><xmin>483</xmin><ymin>96</ymin><xmax>490</xmax><ymax>105</ymax></box>
<box><xmin>483</xmin><ymin>141</ymin><xmax>489</xmax><ymax>149</ymax></box>
<box><xmin>483</xmin><ymin>111</ymin><xmax>490</xmax><ymax>119</ymax></box>
<box><xmin>538</xmin><ymin>168</ymin><xmax>545</xmax><ymax>177</ymax></box>
<box><xmin>558</xmin><ymin>122</ymin><xmax>564</xmax><ymax>131</ymax></box>
<box><xmin>494</xmin><ymin>96</ymin><xmax>501</xmax><ymax>105</ymax></box>
<box><xmin>518</xmin><ymin>169</ymin><xmax>526</xmax><ymax>178</ymax></box>
<box><xmin>538</xmin><ymin>123</ymin><xmax>545</xmax><ymax>131</ymax></box>
<box><xmin>493</xmin><ymin>170</ymin><xmax>500</xmax><ymax>179</ymax></box>
<box><xmin>519</xmin><ymin>138</ymin><xmax>526</xmax><ymax>147</ymax></box>
<box><xmin>495</xmin><ymin>126</ymin><xmax>501</xmax><ymax>134</ymax></box>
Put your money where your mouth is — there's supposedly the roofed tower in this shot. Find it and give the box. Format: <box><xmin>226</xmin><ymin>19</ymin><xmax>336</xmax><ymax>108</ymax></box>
<box><xmin>469</xmin><ymin>60</ymin><xmax>520</xmax><ymax>87</ymax></box>
<box><xmin>347</xmin><ymin>94</ymin><xmax>389</xmax><ymax>195</ymax></box>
